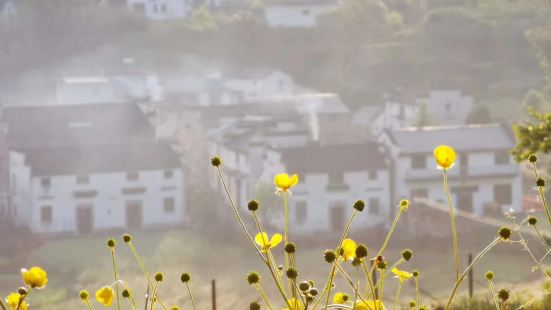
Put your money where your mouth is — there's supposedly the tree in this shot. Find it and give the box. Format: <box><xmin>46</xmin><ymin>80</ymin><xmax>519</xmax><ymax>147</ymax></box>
<box><xmin>465</xmin><ymin>104</ymin><xmax>492</xmax><ymax>124</ymax></box>
<box><xmin>512</xmin><ymin>108</ymin><xmax>551</xmax><ymax>161</ymax></box>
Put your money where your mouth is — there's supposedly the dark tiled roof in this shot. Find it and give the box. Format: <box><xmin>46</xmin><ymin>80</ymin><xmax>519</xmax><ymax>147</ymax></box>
<box><xmin>281</xmin><ymin>142</ymin><xmax>388</xmax><ymax>175</ymax></box>
<box><xmin>2</xmin><ymin>103</ymin><xmax>180</xmax><ymax>175</ymax></box>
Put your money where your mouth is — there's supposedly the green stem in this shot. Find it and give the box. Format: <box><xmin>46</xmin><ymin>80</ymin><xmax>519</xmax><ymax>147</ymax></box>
<box><xmin>415</xmin><ymin>276</ymin><xmax>420</xmax><ymax>310</ymax></box>
<box><xmin>85</xmin><ymin>299</ymin><xmax>95</xmax><ymax>310</ymax></box>
<box><xmin>362</xmin><ymin>261</ymin><xmax>378</xmax><ymax>308</ymax></box>
<box><xmin>445</xmin><ymin>238</ymin><xmax>500</xmax><ymax>310</ymax></box>
<box><xmin>283</xmin><ymin>192</ymin><xmax>292</xmax><ymax>297</ymax></box>
<box><xmin>353</xmin><ymin>267</ymin><xmax>360</xmax><ymax>310</ymax></box>
<box><xmin>443</xmin><ymin>169</ymin><xmax>460</xmax><ymax>282</ymax></box>
<box><xmin>216</xmin><ymin>167</ymin><xmax>267</xmax><ymax>261</ymax></box>
<box><xmin>394</xmin><ymin>281</ymin><xmax>403</xmax><ymax>310</ymax></box>
<box><xmin>185</xmin><ymin>283</ymin><xmax>198</xmax><ymax>310</ymax></box>
<box><xmin>255</xmin><ymin>284</ymin><xmax>275</xmax><ymax>310</ymax></box>
<box><xmin>127</xmin><ymin>242</ymin><xmax>168</xmax><ymax>310</ymax></box>
<box><xmin>532</xmin><ymin>163</ymin><xmax>551</xmax><ymax>225</ymax></box>
<box><xmin>377</xmin><ymin>206</ymin><xmax>404</xmax><ymax>257</ymax></box>
<box><xmin>488</xmin><ymin>280</ymin><xmax>500</xmax><ymax>310</ymax></box>
<box><xmin>533</xmin><ymin>224</ymin><xmax>551</xmax><ymax>254</ymax></box>
<box><xmin>111</xmin><ymin>248</ymin><xmax>121</xmax><ymax>310</ymax></box>
<box><xmin>0</xmin><ymin>298</ymin><xmax>8</xmax><ymax>310</ymax></box>
<box><xmin>374</xmin><ymin>258</ymin><xmax>405</xmax><ymax>289</ymax></box>
<box><xmin>150</xmin><ymin>281</ymin><xmax>159</xmax><ymax>310</ymax></box>
<box><xmin>16</xmin><ymin>287</ymin><xmax>31</xmax><ymax>310</ymax></box>
<box><xmin>378</xmin><ymin>270</ymin><xmax>384</xmax><ymax>307</ymax></box>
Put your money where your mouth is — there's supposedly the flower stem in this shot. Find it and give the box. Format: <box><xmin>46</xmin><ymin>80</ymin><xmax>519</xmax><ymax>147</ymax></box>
<box><xmin>394</xmin><ymin>281</ymin><xmax>403</xmax><ymax>310</ymax></box>
<box><xmin>111</xmin><ymin>248</ymin><xmax>121</xmax><ymax>310</ymax></box>
<box><xmin>0</xmin><ymin>299</ymin><xmax>7</xmax><ymax>310</ymax></box>
<box><xmin>353</xmin><ymin>267</ymin><xmax>360</xmax><ymax>310</ymax></box>
<box><xmin>255</xmin><ymin>284</ymin><xmax>275</xmax><ymax>310</ymax></box>
<box><xmin>85</xmin><ymin>299</ymin><xmax>95</xmax><ymax>310</ymax></box>
<box><xmin>150</xmin><ymin>281</ymin><xmax>159</xmax><ymax>310</ymax></box>
<box><xmin>444</xmin><ymin>238</ymin><xmax>500</xmax><ymax>310</ymax></box>
<box><xmin>377</xmin><ymin>205</ymin><xmax>404</xmax><ymax>257</ymax></box>
<box><xmin>16</xmin><ymin>287</ymin><xmax>31</xmax><ymax>310</ymax></box>
<box><xmin>283</xmin><ymin>191</ymin><xmax>292</xmax><ymax>297</ymax></box>
<box><xmin>415</xmin><ymin>276</ymin><xmax>420</xmax><ymax>310</ymax></box>
<box><xmin>361</xmin><ymin>261</ymin><xmax>378</xmax><ymax>307</ymax></box>
<box><xmin>487</xmin><ymin>279</ymin><xmax>500</xmax><ymax>310</ymax></box>
<box><xmin>533</xmin><ymin>224</ymin><xmax>551</xmax><ymax>254</ymax></box>
<box><xmin>373</xmin><ymin>258</ymin><xmax>405</xmax><ymax>290</ymax></box>
<box><xmin>532</xmin><ymin>163</ymin><xmax>551</xmax><ymax>225</ymax></box>
<box><xmin>443</xmin><ymin>169</ymin><xmax>460</xmax><ymax>282</ymax></box>
<box><xmin>185</xmin><ymin>283</ymin><xmax>198</xmax><ymax>310</ymax></box>
<box><xmin>216</xmin><ymin>167</ymin><xmax>267</xmax><ymax>262</ymax></box>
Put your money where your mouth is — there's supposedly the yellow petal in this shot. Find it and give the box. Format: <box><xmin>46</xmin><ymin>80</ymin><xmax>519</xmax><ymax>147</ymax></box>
<box><xmin>95</xmin><ymin>286</ymin><xmax>114</xmax><ymax>306</ymax></box>
<box><xmin>342</xmin><ymin>239</ymin><xmax>357</xmax><ymax>261</ymax></box>
<box><xmin>288</xmin><ymin>174</ymin><xmax>299</xmax><ymax>188</ymax></box>
<box><xmin>283</xmin><ymin>298</ymin><xmax>303</xmax><ymax>310</ymax></box>
<box><xmin>255</xmin><ymin>232</ymin><xmax>269</xmax><ymax>248</ymax></box>
<box><xmin>355</xmin><ymin>300</ymin><xmax>386</xmax><ymax>310</ymax></box>
<box><xmin>275</xmin><ymin>173</ymin><xmax>290</xmax><ymax>189</ymax></box>
<box><xmin>270</xmin><ymin>233</ymin><xmax>283</xmax><ymax>249</ymax></box>
<box><xmin>21</xmin><ymin>266</ymin><xmax>48</xmax><ymax>289</ymax></box>
<box><xmin>333</xmin><ymin>292</ymin><xmax>347</xmax><ymax>304</ymax></box>
<box><xmin>6</xmin><ymin>293</ymin><xmax>28</xmax><ymax>310</ymax></box>
<box><xmin>391</xmin><ymin>268</ymin><xmax>412</xmax><ymax>282</ymax></box>
<box><xmin>433</xmin><ymin>145</ymin><xmax>456</xmax><ymax>170</ymax></box>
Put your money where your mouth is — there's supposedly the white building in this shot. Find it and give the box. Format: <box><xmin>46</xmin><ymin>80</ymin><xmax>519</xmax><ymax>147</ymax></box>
<box><xmin>2</xmin><ymin>103</ymin><xmax>185</xmax><ymax>234</ymax></box>
<box><xmin>265</xmin><ymin>143</ymin><xmax>391</xmax><ymax>234</ymax></box>
<box><xmin>0</xmin><ymin>0</ymin><xmax>16</xmax><ymax>17</ymax></box>
<box><xmin>264</xmin><ymin>0</ymin><xmax>340</xmax><ymax>28</ymax></box>
<box><xmin>353</xmin><ymin>101</ymin><xmax>418</xmax><ymax>137</ymax></box>
<box><xmin>126</xmin><ymin>0</ymin><xmax>191</xmax><ymax>20</ymax></box>
<box><xmin>380</xmin><ymin>124</ymin><xmax>522</xmax><ymax>217</ymax></box>
<box><xmin>56</xmin><ymin>75</ymin><xmax>162</xmax><ymax>105</ymax></box>
<box><xmin>416</xmin><ymin>90</ymin><xmax>474</xmax><ymax>125</ymax></box>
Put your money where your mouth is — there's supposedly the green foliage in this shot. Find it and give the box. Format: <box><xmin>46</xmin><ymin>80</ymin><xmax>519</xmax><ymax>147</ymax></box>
<box><xmin>512</xmin><ymin>108</ymin><xmax>551</xmax><ymax>161</ymax></box>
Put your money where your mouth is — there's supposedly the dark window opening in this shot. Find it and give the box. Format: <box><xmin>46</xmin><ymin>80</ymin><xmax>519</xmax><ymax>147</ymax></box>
<box><xmin>41</xmin><ymin>206</ymin><xmax>53</xmax><ymax>223</ymax></box>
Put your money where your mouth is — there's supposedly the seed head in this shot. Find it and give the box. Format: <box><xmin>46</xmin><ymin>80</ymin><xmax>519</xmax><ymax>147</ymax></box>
<box><xmin>170</xmin><ymin>307</ymin><xmax>180</xmax><ymax>310</ymax></box>
<box><xmin>499</xmin><ymin>227</ymin><xmax>512</xmax><ymax>240</ymax></box>
<box><xmin>285</xmin><ymin>243</ymin><xmax>296</xmax><ymax>254</ymax></box>
<box><xmin>298</xmin><ymin>281</ymin><xmax>310</xmax><ymax>292</ymax></box>
<box><xmin>529</xmin><ymin>154</ymin><xmax>538</xmax><ymax>163</ymax></box>
<box><xmin>286</xmin><ymin>268</ymin><xmax>298</xmax><ymax>279</ymax></box>
<box><xmin>537</xmin><ymin>178</ymin><xmax>545</xmax><ymax>187</ymax></box>
<box><xmin>122</xmin><ymin>289</ymin><xmax>130</xmax><ymax>298</ymax></box>
<box><xmin>353</xmin><ymin>200</ymin><xmax>365</xmax><ymax>212</ymax></box>
<box><xmin>248</xmin><ymin>200</ymin><xmax>259</xmax><ymax>211</ymax></box>
<box><xmin>324</xmin><ymin>250</ymin><xmax>337</xmax><ymax>263</ymax></box>
<box><xmin>355</xmin><ymin>244</ymin><xmax>368</xmax><ymax>258</ymax></box>
<box><xmin>211</xmin><ymin>156</ymin><xmax>222</xmax><ymax>167</ymax></box>
<box><xmin>247</xmin><ymin>272</ymin><xmax>260</xmax><ymax>285</ymax></box>
<box><xmin>497</xmin><ymin>288</ymin><xmax>510</xmax><ymax>301</ymax></box>
<box><xmin>400</xmin><ymin>199</ymin><xmax>410</xmax><ymax>210</ymax></box>
<box><xmin>250</xmin><ymin>301</ymin><xmax>261</xmax><ymax>310</ymax></box>
<box><xmin>107</xmin><ymin>238</ymin><xmax>116</xmax><ymax>248</ymax></box>
<box><xmin>18</xmin><ymin>287</ymin><xmax>27</xmax><ymax>296</ymax></box>
<box><xmin>376</xmin><ymin>260</ymin><xmax>387</xmax><ymax>270</ymax></box>
<box><xmin>528</xmin><ymin>217</ymin><xmax>537</xmax><ymax>226</ymax></box>
<box><xmin>181</xmin><ymin>273</ymin><xmax>191</xmax><ymax>283</ymax></box>
<box><xmin>409</xmin><ymin>301</ymin><xmax>416</xmax><ymax>308</ymax></box>
<box><xmin>402</xmin><ymin>249</ymin><xmax>413</xmax><ymax>261</ymax></box>
<box><xmin>122</xmin><ymin>234</ymin><xmax>132</xmax><ymax>243</ymax></box>
<box><xmin>309</xmin><ymin>288</ymin><xmax>318</xmax><ymax>296</ymax></box>
<box><xmin>485</xmin><ymin>271</ymin><xmax>494</xmax><ymax>281</ymax></box>
<box><xmin>79</xmin><ymin>290</ymin><xmax>90</xmax><ymax>300</ymax></box>
<box><xmin>412</xmin><ymin>270</ymin><xmax>420</xmax><ymax>277</ymax></box>
<box><xmin>154</xmin><ymin>272</ymin><xmax>164</xmax><ymax>282</ymax></box>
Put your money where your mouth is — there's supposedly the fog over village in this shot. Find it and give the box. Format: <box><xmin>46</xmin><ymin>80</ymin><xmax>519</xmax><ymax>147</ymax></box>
<box><xmin>0</xmin><ymin>1</ymin><xmax>551</xmax><ymax>309</ymax></box>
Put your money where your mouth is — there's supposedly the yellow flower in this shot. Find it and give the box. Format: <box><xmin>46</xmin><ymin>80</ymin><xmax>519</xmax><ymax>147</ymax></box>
<box><xmin>341</xmin><ymin>239</ymin><xmax>357</xmax><ymax>261</ymax></box>
<box><xmin>333</xmin><ymin>292</ymin><xmax>349</xmax><ymax>304</ymax></box>
<box><xmin>391</xmin><ymin>267</ymin><xmax>412</xmax><ymax>283</ymax></box>
<box><xmin>255</xmin><ymin>232</ymin><xmax>283</xmax><ymax>252</ymax></box>
<box><xmin>433</xmin><ymin>145</ymin><xmax>456</xmax><ymax>170</ymax></box>
<box><xmin>21</xmin><ymin>266</ymin><xmax>48</xmax><ymax>288</ymax></box>
<box><xmin>354</xmin><ymin>300</ymin><xmax>386</xmax><ymax>310</ymax></box>
<box><xmin>6</xmin><ymin>293</ymin><xmax>28</xmax><ymax>310</ymax></box>
<box><xmin>274</xmin><ymin>173</ymin><xmax>299</xmax><ymax>192</ymax></box>
<box><xmin>283</xmin><ymin>298</ymin><xmax>303</xmax><ymax>310</ymax></box>
<box><xmin>95</xmin><ymin>286</ymin><xmax>114</xmax><ymax>307</ymax></box>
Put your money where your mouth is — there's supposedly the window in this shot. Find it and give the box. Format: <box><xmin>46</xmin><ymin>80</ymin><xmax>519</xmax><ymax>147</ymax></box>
<box><xmin>296</xmin><ymin>201</ymin><xmax>307</xmax><ymax>224</ymax></box>
<box><xmin>41</xmin><ymin>206</ymin><xmax>52</xmax><ymax>223</ymax></box>
<box><xmin>328</xmin><ymin>171</ymin><xmax>344</xmax><ymax>184</ymax></box>
<box><xmin>411</xmin><ymin>155</ymin><xmax>426</xmax><ymax>169</ymax></box>
<box><xmin>495</xmin><ymin>151</ymin><xmax>510</xmax><ymax>165</ymax></box>
<box><xmin>41</xmin><ymin>178</ymin><xmax>51</xmax><ymax>188</ymax></box>
<box><xmin>160</xmin><ymin>4</ymin><xmax>166</xmax><ymax>12</ymax></box>
<box><xmin>133</xmin><ymin>3</ymin><xmax>145</xmax><ymax>13</ymax></box>
<box><xmin>368</xmin><ymin>170</ymin><xmax>377</xmax><ymax>180</ymax></box>
<box><xmin>163</xmin><ymin>197</ymin><xmax>175</xmax><ymax>213</ymax></box>
<box><xmin>494</xmin><ymin>184</ymin><xmax>512</xmax><ymax>205</ymax></box>
<box><xmin>164</xmin><ymin>170</ymin><xmax>173</xmax><ymax>179</ymax></box>
<box><xmin>368</xmin><ymin>198</ymin><xmax>380</xmax><ymax>215</ymax></box>
<box><xmin>127</xmin><ymin>172</ymin><xmax>139</xmax><ymax>181</ymax></box>
<box><xmin>302</xmin><ymin>9</ymin><xmax>311</xmax><ymax>16</ymax></box>
<box><xmin>410</xmin><ymin>188</ymin><xmax>428</xmax><ymax>199</ymax></box>
<box><xmin>76</xmin><ymin>175</ymin><xmax>90</xmax><ymax>184</ymax></box>
<box><xmin>12</xmin><ymin>204</ymin><xmax>17</xmax><ymax>216</ymax></box>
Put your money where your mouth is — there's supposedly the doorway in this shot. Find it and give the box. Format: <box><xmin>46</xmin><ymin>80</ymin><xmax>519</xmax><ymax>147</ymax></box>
<box><xmin>126</xmin><ymin>201</ymin><xmax>143</xmax><ymax>229</ymax></box>
<box><xmin>76</xmin><ymin>206</ymin><xmax>93</xmax><ymax>234</ymax></box>
<box><xmin>330</xmin><ymin>203</ymin><xmax>345</xmax><ymax>232</ymax></box>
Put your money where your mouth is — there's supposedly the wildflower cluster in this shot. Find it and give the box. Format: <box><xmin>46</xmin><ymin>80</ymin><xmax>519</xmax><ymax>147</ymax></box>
<box><xmin>1</xmin><ymin>266</ymin><xmax>48</xmax><ymax>310</ymax></box>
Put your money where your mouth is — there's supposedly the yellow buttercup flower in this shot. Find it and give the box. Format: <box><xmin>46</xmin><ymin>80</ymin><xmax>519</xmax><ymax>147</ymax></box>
<box><xmin>6</xmin><ymin>293</ymin><xmax>28</xmax><ymax>310</ymax></box>
<box><xmin>433</xmin><ymin>145</ymin><xmax>456</xmax><ymax>170</ymax></box>
<box><xmin>95</xmin><ymin>286</ymin><xmax>114</xmax><ymax>307</ymax></box>
<box><xmin>255</xmin><ymin>232</ymin><xmax>283</xmax><ymax>252</ymax></box>
<box><xmin>354</xmin><ymin>300</ymin><xmax>386</xmax><ymax>310</ymax></box>
<box><xmin>274</xmin><ymin>173</ymin><xmax>299</xmax><ymax>192</ymax></box>
<box><xmin>21</xmin><ymin>266</ymin><xmax>48</xmax><ymax>288</ymax></box>
<box><xmin>283</xmin><ymin>298</ymin><xmax>303</xmax><ymax>310</ymax></box>
<box><xmin>391</xmin><ymin>267</ymin><xmax>412</xmax><ymax>283</ymax></box>
<box><xmin>341</xmin><ymin>239</ymin><xmax>357</xmax><ymax>261</ymax></box>
<box><xmin>333</xmin><ymin>292</ymin><xmax>349</xmax><ymax>304</ymax></box>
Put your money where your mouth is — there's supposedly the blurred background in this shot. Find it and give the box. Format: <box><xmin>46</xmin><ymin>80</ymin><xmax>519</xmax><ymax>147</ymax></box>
<box><xmin>0</xmin><ymin>0</ymin><xmax>551</xmax><ymax>309</ymax></box>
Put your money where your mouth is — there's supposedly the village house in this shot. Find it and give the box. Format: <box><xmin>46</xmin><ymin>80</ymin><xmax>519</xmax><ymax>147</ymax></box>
<box><xmin>416</xmin><ymin>90</ymin><xmax>474</xmax><ymax>125</ymax></box>
<box><xmin>380</xmin><ymin>124</ymin><xmax>522</xmax><ymax>217</ymax></box>
<box><xmin>352</xmin><ymin>101</ymin><xmax>418</xmax><ymax>137</ymax></box>
<box><xmin>126</xmin><ymin>0</ymin><xmax>192</xmax><ymax>20</ymax></box>
<box><xmin>2</xmin><ymin>103</ymin><xmax>185</xmax><ymax>234</ymax></box>
<box><xmin>263</xmin><ymin>0</ymin><xmax>340</xmax><ymax>28</ymax></box>
<box><xmin>265</xmin><ymin>142</ymin><xmax>391</xmax><ymax>234</ymax></box>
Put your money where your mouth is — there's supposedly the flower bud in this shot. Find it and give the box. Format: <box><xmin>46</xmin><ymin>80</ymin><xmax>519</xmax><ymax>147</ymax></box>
<box><xmin>285</xmin><ymin>243</ymin><xmax>296</xmax><ymax>254</ymax></box>
<box><xmin>211</xmin><ymin>156</ymin><xmax>222</xmax><ymax>167</ymax></box>
<box><xmin>528</xmin><ymin>217</ymin><xmax>537</xmax><ymax>226</ymax></box>
<box><xmin>324</xmin><ymin>250</ymin><xmax>337</xmax><ymax>263</ymax></box>
<box><xmin>353</xmin><ymin>200</ymin><xmax>365</xmax><ymax>212</ymax></box>
<box><xmin>402</xmin><ymin>249</ymin><xmax>413</xmax><ymax>261</ymax></box>
<box><xmin>107</xmin><ymin>238</ymin><xmax>116</xmax><ymax>248</ymax></box>
<box><xmin>122</xmin><ymin>234</ymin><xmax>132</xmax><ymax>243</ymax></box>
<box><xmin>485</xmin><ymin>271</ymin><xmax>494</xmax><ymax>281</ymax></box>
<box><xmin>250</xmin><ymin>301</ymin><xmax>261</xmax><ymax>310</ymax></box>
<box><xmin>79</xmin><ymin>290</ymin><xmax>90</xmax><ymax>300</ymax></box>
<box><xmin>298</xmin><ymin>281</ymin><xmax>310</xmax><ymax>292</ymax></box>
<box><xmin>154</xmin><ymin>272</ymin><xmax>163</xmax><ymax>282</ymax></box>
<box><xmin>537</xmin><ymin>178</ymin><xmax>545</xmax><ymax>187</ymax></box>
<box><xmin>247</xmin><ymin>272</ymin><xmax>260</xmax><ymax>285</ymax></box>
<box><xmin>181</xmin><ymin>273</ymin><xmax>191</xmax><ymax>283</ymax></box>
<box><xmin>499</xmin><ymin>227</ymin><xmax>512</xmax><ymax>240</ymax></box>
<box><xmin>529</xmin><ymin>154</ymin><xmax>537</xmax><ymax>163</ymax></box>
<box><xmin>286</xmin><ymin>268</ymin><xmax>298</xmax><ymax>279</ymax></box>
<box><xmin>248</xmin><ymin>200</ymin><xmax>259</xmax><ymax>211</ymax></box>
<box><xmin>497</xmin><ymin>288</ymin><xmax>509</xmax><ymax>301</ymax></box>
